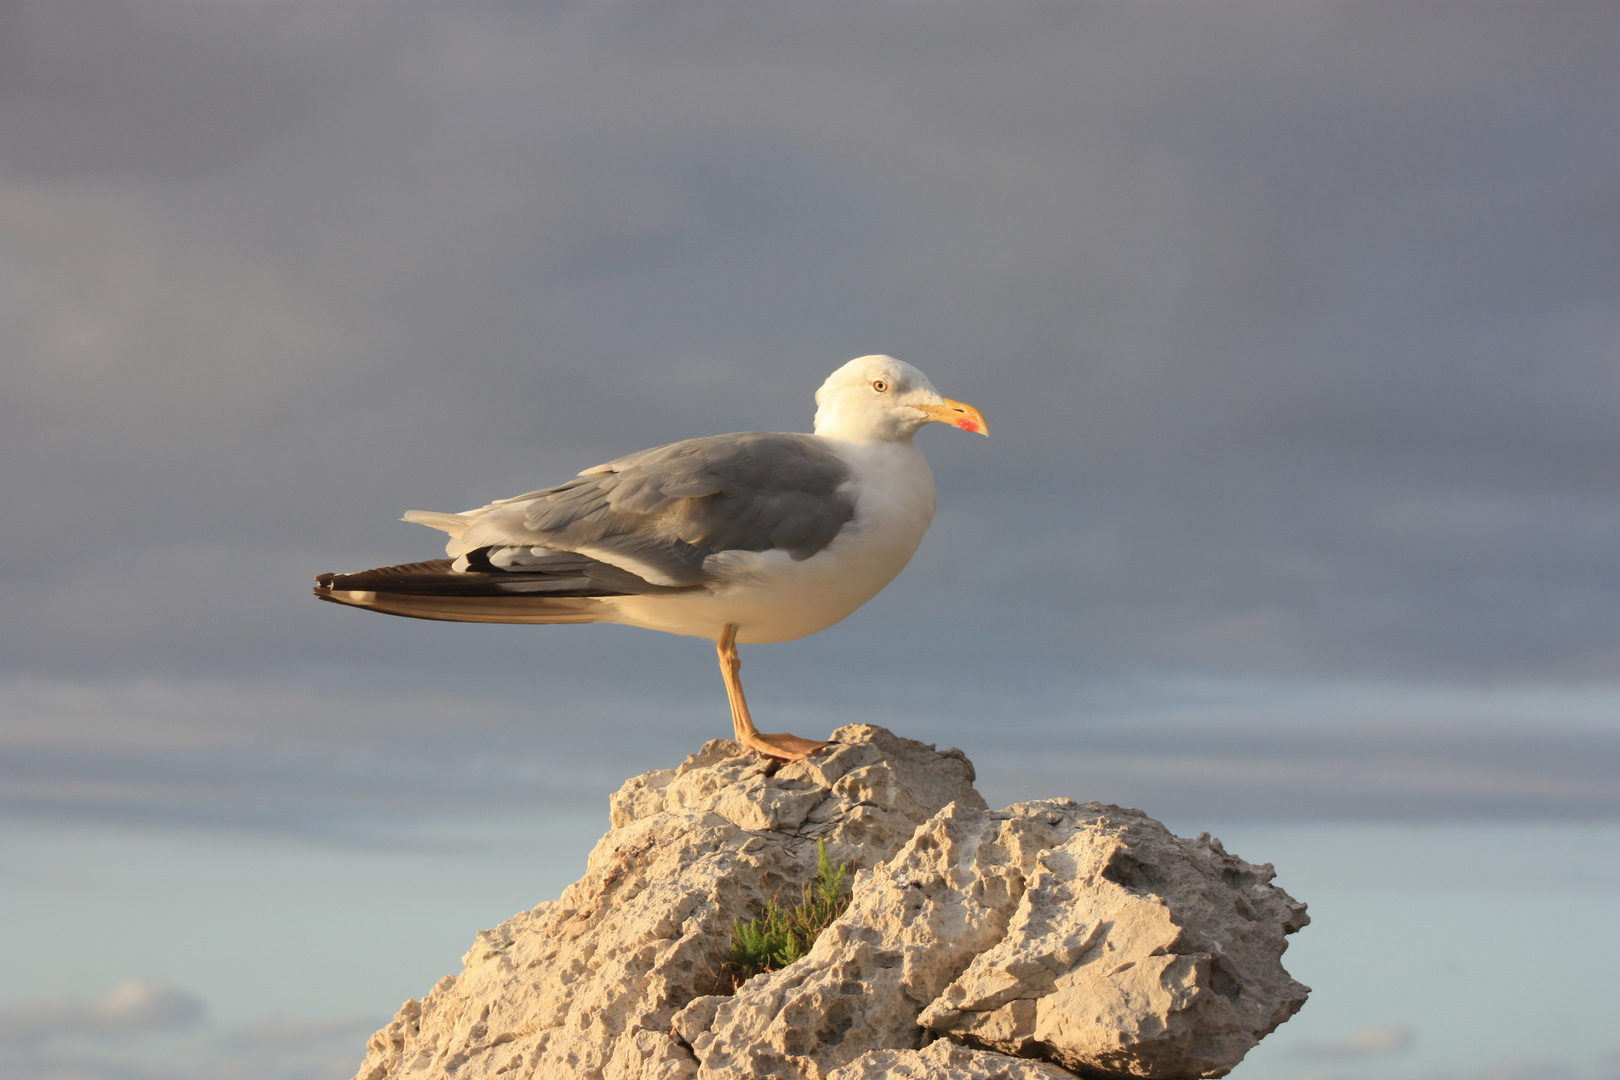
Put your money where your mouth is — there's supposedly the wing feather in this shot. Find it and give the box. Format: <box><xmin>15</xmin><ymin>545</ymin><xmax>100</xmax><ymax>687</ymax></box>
<box><xmin>405</xmin><ymin>433</ymin><xmax>856</xmax><ymax>586</ymax></box>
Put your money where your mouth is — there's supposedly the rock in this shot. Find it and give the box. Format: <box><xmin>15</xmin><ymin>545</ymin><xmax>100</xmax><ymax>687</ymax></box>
<box><xmin>685</xmin><ymin>800</ymin><xmax>1307</xmax><ymax>1079</ymax></box>
<box><xmin>916</xmin><ymin>806</ymin><xmax>1311</xmax><ymax>1078</ymax></box>
<box><xmin>351</xmin><ymin>725</ymin><xmax>1308</xmax><ymax>1080</ymax></box>
<box><xmin>684</xmin><ymin>800</ymin><xmax>1057</xmax><ymax>1077</ymax></box>
<box><xmin>352</xmin><ymin>725</ymin><xmax>984</xmax><ymax>1080</ymax></box>
<box><xmin>826</xmin><ymin>1040</ymin><xmax>1078</xmax><ymax>1079</ymax></box>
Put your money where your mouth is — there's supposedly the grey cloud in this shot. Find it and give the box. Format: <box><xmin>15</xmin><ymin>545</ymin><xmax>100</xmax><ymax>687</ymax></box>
<box><xmin>0</xmin><ymin>0</ymin><xmax>1613</xmax><ymax>820</ymax></box>
<box><xmin>0</xmin><ymin>2</ymin><xmax>379</xmax><ymax>183</ymax></box>
<box><xmin>1</xmin><ymin>676</ymin><xmax>1611</xmax><ymax>837</ymax></box>
<box><xmin>975</xmin><ymin>721</ymin><xmax>1618</xmax><ymax>824</ymax></box>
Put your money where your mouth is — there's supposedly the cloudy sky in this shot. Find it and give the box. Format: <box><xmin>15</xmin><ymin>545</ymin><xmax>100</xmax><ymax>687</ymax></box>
<box><xmin>0</xmin><ymin>2</ymin><xmax>1615</xmax><ymax>1078</ymax></box>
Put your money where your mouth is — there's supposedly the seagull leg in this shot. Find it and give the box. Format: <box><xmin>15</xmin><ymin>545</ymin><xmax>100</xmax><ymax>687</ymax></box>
<box><xmin>716</xmin><ymin>623</ymin><xmax>828</xmax><ymax>761</ymax></box>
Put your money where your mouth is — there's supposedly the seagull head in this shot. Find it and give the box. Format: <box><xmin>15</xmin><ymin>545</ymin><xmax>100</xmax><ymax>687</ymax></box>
<box><xmin>812</xmin><ymin>355</ymin><xmax>989</xmax><ymax>443</ymax></box>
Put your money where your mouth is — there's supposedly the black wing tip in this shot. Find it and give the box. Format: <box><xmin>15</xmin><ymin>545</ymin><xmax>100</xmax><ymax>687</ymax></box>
<box><xmin>313</xmin><ymin>560</ymin><xmax>456</xmax><ymax>593</ymax></box>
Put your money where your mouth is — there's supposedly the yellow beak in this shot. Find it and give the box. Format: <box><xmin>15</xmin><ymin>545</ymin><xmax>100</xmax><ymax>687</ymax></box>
<box><xmin>915</xmin><ymin>397</ymin><xmax>989</xmax><ymax>436</ymax></box>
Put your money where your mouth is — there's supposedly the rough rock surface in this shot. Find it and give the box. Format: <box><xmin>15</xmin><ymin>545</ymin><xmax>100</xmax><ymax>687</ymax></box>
<box><xmin>352</xmin><ymin>725</ymin><xmax>1308</xmax><ymax>1080</ymax></box>
<box><xmin>916</xmin><ymin>806</ymin><xmax>1310</xmax><ymax>1077</ymax></box>
<box><xmin>826</xmin><ymin>1040</ymin><xmax>1078</xmax><ymax>1079</ymax></box>
<box><xmin>352</xmin><ymin>726</ymin><xmax>983</xmax><ymax>1080</ymax></box>
<box><xmin>682</xmin><ymin>800</ymin><xmax>1308</xmax><ymax>1079</ymax></box>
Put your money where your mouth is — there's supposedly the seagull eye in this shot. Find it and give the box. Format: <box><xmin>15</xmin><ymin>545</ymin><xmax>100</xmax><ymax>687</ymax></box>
<box><xmin>871</xmin><ymin>379</ymin><xmax>888</xmax><ymax>392</ymax></box>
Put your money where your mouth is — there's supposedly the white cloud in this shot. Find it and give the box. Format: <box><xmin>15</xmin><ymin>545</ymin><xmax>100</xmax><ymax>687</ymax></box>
<box><xmin>1298</xmin><ymin>1023</ymin><xmax>1416</xmax><ymax>1060</ymax></box>
<box><xmin>1282</xmin><ymin>1051</ymin><xmax>1620</xmax><ymax>1080</ymax></box>
<box><xmin>92</xmin><ymin>983</ymin><xmax>205</xmax><ymax>1034</ymax></box>
<box><xmin>228</xmin><ymin>1014</ymin><xmax>379</xmax><ymax>1050</ymax></box>
<box><xmin>0</xmin><ymin>982</ymin><xmax>204</xmax><ymax>1047</ymax></box>
<box><xmin>0</xmin><ymin>986</ymin><xmax>373</xmax><ymax>1080</ymax></box>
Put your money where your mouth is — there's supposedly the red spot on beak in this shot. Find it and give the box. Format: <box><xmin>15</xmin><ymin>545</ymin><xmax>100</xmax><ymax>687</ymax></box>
<box><xmin>955</xmin><ymin>419</ymin><xmax>980</xmax><ymax>433</ymax></box>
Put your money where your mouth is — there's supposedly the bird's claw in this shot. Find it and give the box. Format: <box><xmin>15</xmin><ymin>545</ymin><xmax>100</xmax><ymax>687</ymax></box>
<box><xmin>739</xmin><ymin>731</ymin><xmax>829</xmax><ymax>761</ymax></box>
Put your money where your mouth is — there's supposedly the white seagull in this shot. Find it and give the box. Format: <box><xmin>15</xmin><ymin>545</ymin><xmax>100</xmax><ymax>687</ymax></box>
<box><xmin>314</xmin><ymin>355</ymin><xmax>988</xmax><ymax>760</ymax></box>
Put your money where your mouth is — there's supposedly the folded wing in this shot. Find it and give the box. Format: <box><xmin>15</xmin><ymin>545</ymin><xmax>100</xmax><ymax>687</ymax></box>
<box><xmin>405</xmin><ymin>432</ymin><xmax>856</xmax><ymax>586</ymax></box>
<box><xmin>314</xmin><ymin>432</ymin><xmax>859</xmax><ymax>623</ymax></box>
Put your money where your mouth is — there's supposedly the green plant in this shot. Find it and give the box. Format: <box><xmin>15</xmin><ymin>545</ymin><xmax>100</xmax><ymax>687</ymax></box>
<box><xmin>722</xmin><ymin>841</ymin><xmax>851</xmax><ymax>989</ymax></box>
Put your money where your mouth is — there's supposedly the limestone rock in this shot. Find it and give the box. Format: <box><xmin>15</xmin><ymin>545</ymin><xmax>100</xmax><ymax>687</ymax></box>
<box><xmin>917</xmin><ymin>804</ymin><xmax>1311</xmax><ymax>1078</ymax></box>
<box><xmin>681</xmin><ymin>799</ymin><xmax>1307</xmax><ymax>1079</ymax></box>
<box><xmin>683</xmin><ymin>801</ymin><xmax>1062</xmax><ymax>1077</ymax></box>
<box><xmin>826</xmin><ymin>1040</ymin><xmax>1078</xmax><ymax>1079</ymax></box>
<box><xmin>351</xmin><ymin>725</ymin><xmax>1309</xmax><ymax>1080</ymax></box>
<box><xmin>351</xmin><ymin>725</ymin><xmax>983</xmax><ymax>1080</ymax></box>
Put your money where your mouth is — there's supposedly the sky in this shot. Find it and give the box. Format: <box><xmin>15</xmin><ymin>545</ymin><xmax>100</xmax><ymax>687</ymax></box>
<box><xmin>0</xmin><ymin>2</ymin><xmax>1615</xmax><ymax>1079</ymax></box>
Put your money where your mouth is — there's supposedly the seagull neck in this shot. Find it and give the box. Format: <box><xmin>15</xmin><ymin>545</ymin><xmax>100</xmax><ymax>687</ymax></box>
<box><xmin>811</xmin><ymin>421</ymin><xmax>918</xmax><ymax>445</ymax></box>
<box><xmin>816</xmin><ymin>432</ymin><xmax>931</xmax><ymax>481</ymax></box>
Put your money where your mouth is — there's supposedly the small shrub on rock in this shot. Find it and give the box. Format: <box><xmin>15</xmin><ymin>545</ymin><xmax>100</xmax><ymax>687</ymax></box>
<box><xmin>722</xmin><ymin>840</ymin><xmax>850</xmax><ymax>989</ymax></box>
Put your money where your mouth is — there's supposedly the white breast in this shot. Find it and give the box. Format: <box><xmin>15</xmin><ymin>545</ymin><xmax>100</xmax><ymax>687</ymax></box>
<box><xmin>599</xmin><ymin>439</ymin><xmax>937</xmax><ymax>644</ymax></box>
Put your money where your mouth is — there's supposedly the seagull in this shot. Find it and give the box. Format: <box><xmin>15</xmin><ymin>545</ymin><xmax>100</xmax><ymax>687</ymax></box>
<box><xmin>314</xmin><ymin>355</ymin><xmax>987</xmax><ymax>761</ymax></box>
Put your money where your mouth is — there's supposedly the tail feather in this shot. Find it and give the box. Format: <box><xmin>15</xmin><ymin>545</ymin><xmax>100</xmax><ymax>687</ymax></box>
<box><xmin>401</xmin><ymin>510</ymin><xmax>470</xmax><ymax>536</ymax></box>
<box><xmin>313</xmin><ymin>559</ymin><xmax>607</xmax><ymax>625</ymax></box>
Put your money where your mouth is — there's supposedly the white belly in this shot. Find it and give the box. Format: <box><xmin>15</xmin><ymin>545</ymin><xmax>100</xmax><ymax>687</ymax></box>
<box><xmin>599</xmin><ymin>440</ymin><xmax>937</xmax><ymax>644</ymax></box>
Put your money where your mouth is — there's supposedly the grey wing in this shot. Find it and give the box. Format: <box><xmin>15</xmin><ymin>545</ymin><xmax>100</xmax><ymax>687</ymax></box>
<box><xmin>454</xmin><ymin>433</ymin><xmax>856</xmax><ymax>587</ymax></box>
